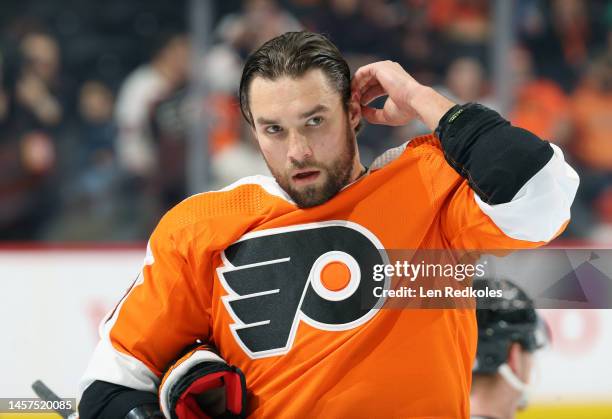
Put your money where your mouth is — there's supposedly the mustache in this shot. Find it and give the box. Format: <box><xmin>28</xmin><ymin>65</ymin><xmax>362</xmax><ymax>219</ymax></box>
<box><xmin>289</xmin><ymin>157</ymin><xmax>323</xmax><ymax>170</ymax></box>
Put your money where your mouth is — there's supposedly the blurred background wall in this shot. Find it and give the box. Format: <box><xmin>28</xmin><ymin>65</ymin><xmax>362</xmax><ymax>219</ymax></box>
<box><xmin>0</xmin><ymin>0</ymin><xmax>610</xmax><ymax>243</ymax></box>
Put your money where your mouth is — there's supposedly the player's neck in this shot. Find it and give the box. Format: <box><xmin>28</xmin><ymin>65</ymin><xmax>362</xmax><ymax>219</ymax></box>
<box><xmin>471</xmin><ymin>378</ymin><xmax>520</xmax><ymax>419</ymax></box>
<box><xmin>348</xmin><ymin>161</ymin><xmax>367</xmax><ymax>184</ymax></box>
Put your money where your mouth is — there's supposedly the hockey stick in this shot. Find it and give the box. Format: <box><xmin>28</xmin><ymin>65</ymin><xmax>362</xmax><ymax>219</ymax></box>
<box><xmin>31</xmin><ymin>380</ymin><xmax>78</xmax><ymax>419</ymax></box>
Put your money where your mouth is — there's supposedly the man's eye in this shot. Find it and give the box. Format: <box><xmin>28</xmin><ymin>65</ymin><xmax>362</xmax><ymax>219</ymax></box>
<box><xmin>306</xmin><ymin>116</ymin><xmax>323</xmax><ymax>127</ymax></box>
<box><xmin>265</xmin><ymin>125</ymin><xmax>283</xmax><ymax>134</ymax></box>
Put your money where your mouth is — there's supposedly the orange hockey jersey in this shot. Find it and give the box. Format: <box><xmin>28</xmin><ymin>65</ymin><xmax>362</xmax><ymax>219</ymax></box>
<box><xmin>80</xmin><ymin>135</ymin><xmax>578</xmax><ymax>418</ymax></box>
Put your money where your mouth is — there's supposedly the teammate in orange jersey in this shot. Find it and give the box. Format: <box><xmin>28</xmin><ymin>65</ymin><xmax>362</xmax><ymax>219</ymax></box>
<box><xmin>78</xmin><ymin>32</ymin><xmax>579</xmax><ymax>418</ymax></box>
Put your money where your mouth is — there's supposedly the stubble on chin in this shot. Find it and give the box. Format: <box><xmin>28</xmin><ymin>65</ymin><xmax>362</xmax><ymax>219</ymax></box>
<box><xmin>273</xmin><ymin>153</ymin><xmax>354</xmax><ymax>208</ymax></box>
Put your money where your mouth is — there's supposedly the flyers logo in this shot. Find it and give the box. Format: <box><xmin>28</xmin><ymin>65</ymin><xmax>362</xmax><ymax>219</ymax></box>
<box><xmin>217</xmin><ymin>221</ymin><xmax>389</xmax><ymax>359</ymax></box>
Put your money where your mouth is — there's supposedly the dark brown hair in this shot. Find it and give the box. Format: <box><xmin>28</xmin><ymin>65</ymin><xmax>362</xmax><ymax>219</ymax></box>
<box><xmin>239</xmin><ymin>31</ymin><xmax>352</xmax><ymax>127</ymax></box>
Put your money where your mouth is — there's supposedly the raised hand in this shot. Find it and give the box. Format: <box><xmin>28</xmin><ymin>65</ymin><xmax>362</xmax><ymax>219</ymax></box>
<box><xmin>352</xmin><ymin>61</ymin><xmax>455</xmax><ymax>131</ymax></box>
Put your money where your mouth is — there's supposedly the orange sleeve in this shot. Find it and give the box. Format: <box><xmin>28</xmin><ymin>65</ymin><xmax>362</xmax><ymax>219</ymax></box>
<box><xmin>408</xmin><ymin>136</ymin><xmax>576</xmax><ymax>250</ymax></box>
<box><xmin>108</xmin><ymin>211</ymin><xmax>214</xmax><ymax>377</ymax></box>
<box><xmin>79</xmin><ymin>200</ymin><xmax>216</xmax><ymax>398</ymax></box>
<box><xmin>440</xmin><ymin>180</ymin><xmax>547</xmax><ymax>249</ymax></box>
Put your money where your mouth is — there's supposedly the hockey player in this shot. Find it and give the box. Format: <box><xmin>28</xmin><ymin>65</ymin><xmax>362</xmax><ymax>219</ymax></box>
<box><xmin>78</xmin><ymin>31</ymin><xmax>578</xmax><ymax>418</ymax></box>
<box><xmin>470</xmin><ymin>279</ymin><xmax>549</xmax><ymax>419</ymax></box>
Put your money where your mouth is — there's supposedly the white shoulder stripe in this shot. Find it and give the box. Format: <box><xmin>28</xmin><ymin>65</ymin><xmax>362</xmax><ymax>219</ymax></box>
<box><xmin>78</xmin><ymin>339</ymin><xmax>159</xmax><ymax>401</ymax></box>
<box><xmin>370</xmin><ymin>142</ymin><xmax>409</xmax><ymax>171</ymax></box>
<box><xmin>474</xmin><ymin>143</ymin><xmax>579</xmax><ymax>242</ymax></box>
<box><xmin>186</xmin><ymin>175</ymin><xmax>295</xmax><ymax>205</ymax></box>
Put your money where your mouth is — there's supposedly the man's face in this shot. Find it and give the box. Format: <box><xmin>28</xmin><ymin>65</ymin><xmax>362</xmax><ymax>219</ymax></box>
<box><xmin>248</xmin><ymin>69</ymin><xmax>361</xmax><ymax>208</ymax></box>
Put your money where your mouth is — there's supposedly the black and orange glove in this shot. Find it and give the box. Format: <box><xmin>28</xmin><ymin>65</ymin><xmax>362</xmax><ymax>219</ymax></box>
<box><xmin>159</xmin><ymin>344</ymin><xmax>247</xmax><ymax>419</ymax></box>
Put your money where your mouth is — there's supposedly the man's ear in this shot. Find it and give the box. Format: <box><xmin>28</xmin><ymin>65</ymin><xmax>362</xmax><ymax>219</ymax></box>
<box><xmin>348</xmin><ymin>95</ymin><xmax>362</xmax><ymax>131</ymax></box>
<box><xmin>507</xmin><ymin>342</ymin><xmax>524</xmax><ymax>377</ymax></box>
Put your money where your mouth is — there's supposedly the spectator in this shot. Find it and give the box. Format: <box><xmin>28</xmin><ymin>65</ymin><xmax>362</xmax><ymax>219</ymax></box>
<box><xmin>509</xmin><ymin>46</ymin><xmax>571</xmax><ymax>144</ymax></box>
<box><xmin>428</xmin><ymin>0</ymin><xmax>490</xmax><ymax>41</ymax></box>
<box><xmin>0</xmin><ymin>31</ymin><xmax>64</xmax><ymax>239</ymax></box>
<box><xmin>426</xmin><ymin>0</ymin><xmax>490</xmax><ymax>60</ymax></box>
<box><xmin>519</xmin><ymin>0</ymin><xmax>605</xmax><ymax>91</ymax></box>
<box><xmin>307</xmin><ymin>0</ymin><xmax>365</xmax><ymax>53</ymax></box>
<box><xmin>308</xmin><ymin>0</ymin><xmax>401</xmax><ymax>57</ymax></box>
<box><xmin>15</xmin><ymin>31</ymin><xmax>65</xmax><ymax>131</ymax></box>
<box><xmin>397</xmin><ymin>19</ymin><xmax>441</xmax><ymax>87</ymax></box>
<box><xmin>114</xmin><ymin>31</ymin><xmax>190</xmax><ymax>179</ymax></box>
<box><xmin>567</xmin><ymin>54</ymin><xmax>612</xmax><ymax>237</ymax></box>
<box><xmin>41</xmin><ymin>80</ymin><xmax>120</xmax><ymax>241</ymax></box>
<box><xmin>571</xmin><ymin>55</ymin><xmax>612</xmax><ymax>172</ymax></box>
<box><xmin>215</xmin><ymin>0</ymin><xmax>302</xmax><ymax>57</ymax></box>
<box><xmin>75</xmin><ymin>80</ymin><xmax>118</xmax><ymax>218</ymax></box>
<box><xmin>148</xmin><ymin>86</ymin><xmax>190</xmax><ymax>212</ymax></box>
<box><xmin>439</xmin><ymin>56</ymin><xmax>496</xmax><ymax>108</ymax></box>
<box><xmin>0</xmin><ymin>130</ymin><xmax>56</xmax><ymax>239</ymax></box>
<box><xmin>113</xmin><ymin>31</ymin><xmax>190</xmax><ymax>236</ymax></box>
<box><xmin>78</xmin><ymin>81</ymin><xmax>116</xmax><ymax>169</ymax></box>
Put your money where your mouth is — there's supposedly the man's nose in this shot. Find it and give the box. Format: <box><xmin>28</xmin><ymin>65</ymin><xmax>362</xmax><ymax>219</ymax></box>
<box><xmin>286</xmin><ymin>130</ymin><xmax>313</xmax><ymax>162</ymax></box>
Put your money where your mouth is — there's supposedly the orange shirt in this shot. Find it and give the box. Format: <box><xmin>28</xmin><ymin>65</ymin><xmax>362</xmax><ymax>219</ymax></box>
<box><xmin>98</xmin><ymin>136</ymin><xmax>555</xmax><ymax>418</ymax></box>
<box><xmin>571</xmin><ymin>86</ymin><xmax>612</xmax><ymax>171</ymax></box>
<box><xmin>510</xmin><ymin>79</ymin><xmax>569</xmax><ymax>142</ymax></box>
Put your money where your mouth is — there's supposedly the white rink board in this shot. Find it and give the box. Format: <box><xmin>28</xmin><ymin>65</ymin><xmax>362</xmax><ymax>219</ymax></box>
<box><xmin>0</xmin><ymin>249</ymin><xmax>611</xmax><ymax>402</ymax></box>
<box><xmin>0</xmin><ymin>249</ymin><xmax>144</xmax><ymax>399</ymax></box>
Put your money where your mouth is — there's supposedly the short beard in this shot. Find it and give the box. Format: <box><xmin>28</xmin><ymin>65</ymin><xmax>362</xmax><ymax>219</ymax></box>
<box><xmin>265</xmin><ymin>120</ymin><xmax>357</xmax><ymax>208</ymax></box>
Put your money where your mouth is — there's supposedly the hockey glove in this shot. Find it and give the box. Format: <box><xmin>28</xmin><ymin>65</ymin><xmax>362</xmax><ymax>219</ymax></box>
<box><xmin>159</xmin><ymin>344</ymin><xmax>247</xmax><ymax>419</ymax></box>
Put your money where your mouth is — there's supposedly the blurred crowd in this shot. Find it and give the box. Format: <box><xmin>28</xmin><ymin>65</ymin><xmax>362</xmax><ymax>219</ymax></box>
<box><xmin>0</xmin><ymin>0</ymin><xmax>610</xmax><ymax>242</ymax></box>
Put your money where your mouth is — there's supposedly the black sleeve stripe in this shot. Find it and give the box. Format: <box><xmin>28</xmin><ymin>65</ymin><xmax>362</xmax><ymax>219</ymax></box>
<box><xmin>78</xmin><ymin>380</ymin><xmax>159</xmax><ymax>419</ymax></box>
<box><xmin>436</xmin><ymin>103</ymin><xmax>554</xmax><ymax>205</ymax></box>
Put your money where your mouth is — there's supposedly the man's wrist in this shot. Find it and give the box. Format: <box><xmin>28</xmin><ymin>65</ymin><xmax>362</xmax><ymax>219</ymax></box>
<box><xmin>407</xmin><ymin>85</ymin><xmax>454</xmax><ymax>131</ymax></box>
<box><xmin>434</xmin><ymin>103</ymin><xmax>466</xmax><ymax>140</ymax></box>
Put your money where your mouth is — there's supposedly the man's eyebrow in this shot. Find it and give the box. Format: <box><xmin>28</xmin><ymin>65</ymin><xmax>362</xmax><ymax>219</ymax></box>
<box><xmin>299</xmin><ymin>104</ymin><xmax>329</xmax><ymax>119</ymax></box>
<box><xmin>255</xmin><ymin>105</ymin><xmax>330</xmax><ymax>125</ymax></box>
<box><xmin>256</xmin><ymin>116</ymin><xmax>279</xmax><ymax>125</ymax></box>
